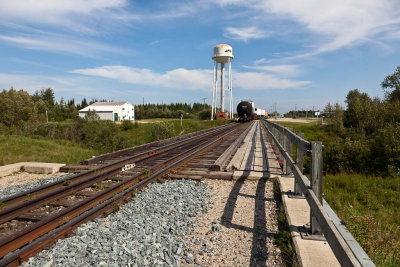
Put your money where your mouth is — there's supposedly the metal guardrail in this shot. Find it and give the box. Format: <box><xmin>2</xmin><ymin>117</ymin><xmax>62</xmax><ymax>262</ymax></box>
<box><xmin>261</xmin><ymin>119</ymin><xmax>375</xmax><ymax>267</ymax></box>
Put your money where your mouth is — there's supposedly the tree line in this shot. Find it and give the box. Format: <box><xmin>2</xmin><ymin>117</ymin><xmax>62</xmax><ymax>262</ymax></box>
<box><xmin>321</xmin><ymin>66</ymin><xmax>400</xmax><ymax>176</ymax></box>
<box><xmin>0</xmin><ymin>87</ymin><xmax>212</xmax><ymax>136</ymax></box>
<box><xmin>135</xmin><ymin>102</ymin><xmax>211</xmax><ymax>120</ymax></box>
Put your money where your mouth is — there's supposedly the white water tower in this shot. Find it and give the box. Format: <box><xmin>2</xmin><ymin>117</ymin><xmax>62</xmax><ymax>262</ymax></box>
<box><xmin>211</xmin><ymin>44</ymin><xmax>234</xmax><ymax>120</ymax></box>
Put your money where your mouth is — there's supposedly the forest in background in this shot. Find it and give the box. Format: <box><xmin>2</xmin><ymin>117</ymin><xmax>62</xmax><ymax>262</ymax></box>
<box><xmin>316</xmin><ymin>66</ymin><xmax>400</xmax><ymax>177</ymax></box>
<box><xmin>0</xmin><ymin>87</ymin><xmax>216</xmax><ymax>155</ymax></box>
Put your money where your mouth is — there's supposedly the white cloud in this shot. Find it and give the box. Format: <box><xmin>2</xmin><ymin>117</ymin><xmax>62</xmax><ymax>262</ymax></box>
<box><xmin>243</xmin><ymin>64</ymin><xmax>300</xmax><ymax>77</ymax></box>
<box><xmin>0</xmin><ymin>0</ymin><xmax>128</xmax><ymax>34</ymax></box>
<box><xmin>223</xmin><ymin>26</ymin><xmax>269</xmax><ymax>42</ymax></box>
<box><xmin>0</xmin><ymin>73</ymin><xmax>79</xmax><ymax>93</ymax></box>
<box><xmin>234</xmin><ymin>71</ymin><xmax>311</xmax><ymax>90</ymax></box>
<box><xmin>0</xmin><ymin>34</ymin><xmax>124</xmax><ymax>57</ymax></box>
<box><xmin>70</xmin><ymin>65</ymin><xmax>311</xmax><ymax>91</ymax></box>
<box><xmin>0</xmin><ymin>72</ymin><xmax>130</xmax><ymax>100</ymax></box>
<box><xmin>149</xmin><ymin>40</ymin><xmax>160</xmax><ymax>46</ymax></box>
<box><xmin>263</xmin><ymin>0</ymin><xmax>400</xmax><ymax>52</ymax></box>
<box><xmin>213</xmin><ymin>0</ymin><xmax>400</xmax><ymax>53</ymax></box>
<box><xmin>70</xmin><ymin>66</ymin><xmax>212</xmax><ymax>91</ymax></box>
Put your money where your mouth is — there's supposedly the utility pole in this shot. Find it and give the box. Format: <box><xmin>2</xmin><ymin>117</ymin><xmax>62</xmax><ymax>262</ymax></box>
<box><xmin>201</xmin><ymin>98</ymin><xmax>207</xmax><ymax>109</ymax></box>
<box><xmin>142</xmin><ymin>97</ymin><xmax>144</xmax><ymax>106</ymax></box>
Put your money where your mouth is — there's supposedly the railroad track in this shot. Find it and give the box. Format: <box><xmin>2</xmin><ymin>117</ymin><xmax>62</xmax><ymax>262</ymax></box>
<box><xmin>0</xmin><ymin>122</ymin><xmax>250</xmax><ymax>266</ymax></box>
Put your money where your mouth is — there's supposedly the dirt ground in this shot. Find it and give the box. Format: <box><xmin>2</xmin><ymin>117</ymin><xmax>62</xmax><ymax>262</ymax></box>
<box><xmin>184</xmin><ymin>179</ymin><xmax>282</xmax><ymax>266</ymax></box>
<box><xmin>268</xmin><ymin>117</ymin><xmax>316</xmax><ymax>123</ymax></box>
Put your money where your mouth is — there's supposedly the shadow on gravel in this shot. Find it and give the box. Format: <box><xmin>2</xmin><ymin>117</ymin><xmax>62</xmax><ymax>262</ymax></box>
<box><xmin>221</xmin><ymin>177</ymin><xmax>278</xmax><ymax>267</ymax></box>
<box><xmin>220</xmin><ymin>123</ymin><xmax>278</xmax><ymax>266</ymax></box>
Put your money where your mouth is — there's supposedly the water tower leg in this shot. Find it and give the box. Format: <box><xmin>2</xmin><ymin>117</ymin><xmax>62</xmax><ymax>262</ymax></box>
<box><xmin>220</xmin><ymin>63</ymin><xmax>225</xmax><ymax>112</ymax></box>
<box><xmin>211</xmin><ymin>61</ymin><xmax>216</xmax><ymax>120</ymax></box>
<box><xmin>228</xmin><ymin>61</ymin><xmax>232</xmax><ymax>119</ymax></box>
<box><xmin>214</xmin><ymin>63</ymin><xmax>218</xmax><ymax>116</ymax></box>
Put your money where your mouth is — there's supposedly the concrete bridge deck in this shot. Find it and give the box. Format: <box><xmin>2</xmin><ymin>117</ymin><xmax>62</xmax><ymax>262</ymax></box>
<box><xmin>228</xmin><ymin>121</ymin><xmax>340</xmax><ymax>267</ymax></box>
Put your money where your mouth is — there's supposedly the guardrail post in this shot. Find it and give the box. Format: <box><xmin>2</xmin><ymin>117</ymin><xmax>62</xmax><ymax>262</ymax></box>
<box><xmin>294</xmin><ymin>132</ymin><xmax>304</xmax><ymax>195</ymax></box>
<box><xmin>310</xmin><ymin>141</ymin><xmax>323</xmax><ymax>235</ymax></box>
<box><xmin>283</xmin><ymin>128</ymin><xmax>287</xmax><ymax>172</ymax></box>
<box><xmin>279</xmin><ymin>130</ymin><xmax>284</xmax><ymax>166</ymax></box>
<box><xmin>286</xmin><ymin>128</ymin><xmax>293</xmax><ymax>175</ymax></box>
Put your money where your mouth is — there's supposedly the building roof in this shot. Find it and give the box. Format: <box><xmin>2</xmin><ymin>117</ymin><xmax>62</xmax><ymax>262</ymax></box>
<box><xmin>79</xmin><ymin>101</ymin><xmax>133</xmax><ymax>112</ymax></box>
<box><xmin>90</xmin><ymin>101</ymin><xmax>128</xmax><ymax>106</ymax></box>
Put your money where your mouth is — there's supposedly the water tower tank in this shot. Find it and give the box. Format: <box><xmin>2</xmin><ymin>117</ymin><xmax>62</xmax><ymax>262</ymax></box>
<box><xmin>212</xmin><ymin>44</ymin><xmax>234</xmax><ymax>63</ymax></box>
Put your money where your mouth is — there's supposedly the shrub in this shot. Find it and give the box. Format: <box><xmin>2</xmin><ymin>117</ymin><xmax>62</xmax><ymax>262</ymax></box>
<box><xmin>122</xmin><ymin>120</ymin><xmax>134</xmax><ymax>131</ymax></box>
<box><xmin>34</xmin><ymin>119</ymin><xmax>130</xmax><ymax>153</ymax></box>
<box><xmin>324</xmin><ymin>138</ymin><xmax>370</xmax><ymax>174</ymax></box>
<box><xmin>76</xmin><ymin>120</ymin><xmax>130</xmax><ymax>152</ymax></box>
<box><xmin>84</xmin><ymin>109</ymin><xmax>100</xmax><ymax>121</ymax></box>
<box><xmin>151</xmin><ymin>122</ymin><xmax>176</xmax><ymax>141</ymax></box>
<box><xmin>370</xmin><ymin>123</ymin><xmax>400</xmax><ymax>176</ymax></box>
<box><xmin>197</xmin><ymin>109</ymin><xmax>211</xmax><ymax>120</ymax></box>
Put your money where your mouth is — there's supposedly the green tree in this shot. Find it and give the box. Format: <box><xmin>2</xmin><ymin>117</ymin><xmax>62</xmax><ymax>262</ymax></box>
<box><xmin>84</xmin><ymin>109</ymin><xmax>100</xmax><ymax>121</ymax></box>
<box><xmin>381</xmin><ymin>66</ymin><xmax>400</xmax><ymax>102</ymax></box>
<box><xmin>344</xmin><ymin>89</ymin><xmax>373</xmax><ymax>135</ymax></box>
<box><xmin>39</xmin><ymin>88</ymin><xmax>55</xmax><ymax>109</ymax></box>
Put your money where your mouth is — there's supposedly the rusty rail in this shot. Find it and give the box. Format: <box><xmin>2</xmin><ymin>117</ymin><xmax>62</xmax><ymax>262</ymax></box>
<box><xmin>0</xmin><ymin>123</ymin><xmax>240</xmax><ymax>266</ymax></box>
<box><xmin>0</xmin><ymin>123</ymin><xmax>236</xmax><ymax>210</ymax></box>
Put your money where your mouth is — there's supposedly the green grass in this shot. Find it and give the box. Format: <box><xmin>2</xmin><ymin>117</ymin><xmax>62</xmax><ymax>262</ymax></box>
<box><xmin>0</xmin><ymin>135</ymin><xmax>97</xmax><ymax>165</ymax></box>
<box><xmin>273</xmin><ymin>121</ymin><xmax>338</xmax><ymax>143</ymax></box>
<box><xmin>324</xmin><ymin>174</ymin><xmax>400</xmax><ymax>267</ymax></box>
<box><xmin>121</xmin><ymin>119</ymin><xmax>231</xmax><ymax>146</ymax></box>
<box><xmin>0</xmin><ymin>119</ymin><xmax>231</xmax><ymax>166</ymax></box>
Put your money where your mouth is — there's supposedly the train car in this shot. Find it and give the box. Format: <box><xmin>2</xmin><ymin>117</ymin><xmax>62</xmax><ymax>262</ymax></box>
<box><xmin>237</xmin><ymin>101</ymin><xmax>255</xmax><ymax>122</ymax></box>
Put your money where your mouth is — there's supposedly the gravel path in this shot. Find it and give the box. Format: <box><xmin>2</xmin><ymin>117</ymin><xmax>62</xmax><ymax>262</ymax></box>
<box><xmin>184</xmin><ymin>179</ymin><xmax>282</xmax><ymax>266</ymax></box>
<box><xmin>22</xmin><ymin>179</ymin><xmax>210</xmax><ymax>267</ymax></box>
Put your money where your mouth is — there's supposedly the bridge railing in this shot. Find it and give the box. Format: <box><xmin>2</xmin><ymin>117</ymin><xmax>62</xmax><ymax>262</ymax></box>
<box><xmin>261</xmin><ymin>119</ymin><xmax>374</xmax><ymax>267</ymax></box>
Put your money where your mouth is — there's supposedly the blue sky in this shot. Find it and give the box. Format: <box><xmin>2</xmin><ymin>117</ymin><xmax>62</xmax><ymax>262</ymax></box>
<box><xmin>0</xmin><ymin>0</ymin><xmax>400</xmax><ymax>113</ymax></box>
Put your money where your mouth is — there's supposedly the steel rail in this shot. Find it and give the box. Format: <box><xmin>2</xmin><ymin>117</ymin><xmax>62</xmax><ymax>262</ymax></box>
<box><xmin>0</xmin><ymin>123</ymin><xmax>241</xmax><ymax>266</ymax></box>
<box><xmin>83</xmin><ymin>122</ymin><xmax>235</xmax><ymax>165</ymax></box>
<box><xmin>0</xmin><ymin>123</ymin><xmax>236</xmax><ymax>210</ymax></box>
<box><xmin>0</xmin><ymin>123</ymin><xmax>236</xmax><ymax>224</ymax></box>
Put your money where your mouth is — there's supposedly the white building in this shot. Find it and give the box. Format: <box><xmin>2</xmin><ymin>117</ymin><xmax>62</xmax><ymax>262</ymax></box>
<box><xmin>79</xmin><ymin>102</ymin><xmax>135</xmax><ymax>121</ymax></box>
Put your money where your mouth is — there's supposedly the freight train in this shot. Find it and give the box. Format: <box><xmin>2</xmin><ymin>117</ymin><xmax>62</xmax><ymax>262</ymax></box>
<box><xmin>237</xmin><ymin>101</ymin><xmax>255</xmax><ymax>122</ymax></box>
<box><xmin>236</xmin><ymin>101</ymin><xmax>268</xmax><ymax>122</ymax></box>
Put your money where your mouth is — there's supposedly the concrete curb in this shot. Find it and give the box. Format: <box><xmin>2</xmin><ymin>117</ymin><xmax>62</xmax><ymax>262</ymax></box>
<box><xmin>278</xmin><ymin>176</ymin><xmax>340</xmax><ymax>267</ymax></box>
<box><xmin>0</xmin><ymin>162</ymin><xmax>66</xmax><ymax>178</ymax></box>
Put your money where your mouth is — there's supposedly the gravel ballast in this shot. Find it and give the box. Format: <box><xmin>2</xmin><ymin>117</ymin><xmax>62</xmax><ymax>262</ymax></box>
<box><xmin>22</xmin><ymin>179</ymin><xmax>210</xmax><ymax>267</ymax></box>
<box><xmin>0</xmin><ymin>174</ymin><xmax>69</xmax><ymax>200</ymax></box>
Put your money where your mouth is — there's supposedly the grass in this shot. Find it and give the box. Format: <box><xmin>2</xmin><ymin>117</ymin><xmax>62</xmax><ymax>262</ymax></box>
<box><xmin>0</xmin><ymin>119</ymin><xmax>230</xmax><ymax>166</ymax></box>
<box><xmin>0</xmin><ymin>135</ymin><xmax>97</xmax><ymax>165</ymax></box>
<box><xmin>324</xmin><ymin>174</ymin><xmax>400</xmax><ymax>267</ymax></box>
<box><xmin>121</xmin><ymin>119</ymin><xmax>231</xmax><ymax>146</ymax></box>
<box><xmin>273</xmin><ymin>121</ymin><xmax>338</xmax><ymax>143</ymax></box>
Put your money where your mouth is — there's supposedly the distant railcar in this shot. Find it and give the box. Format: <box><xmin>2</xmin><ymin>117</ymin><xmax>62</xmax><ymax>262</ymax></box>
<box><xmin>237</xmin><ymin>101</ymin><xmax>255</xmax><ymax>122</ymax></box>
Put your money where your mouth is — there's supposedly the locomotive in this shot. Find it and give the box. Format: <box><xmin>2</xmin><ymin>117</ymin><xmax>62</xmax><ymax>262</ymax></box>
<box><xmin>237</xmin><ymin>101</ymin><xmax>255</xmax><ymax>122</ymax></box>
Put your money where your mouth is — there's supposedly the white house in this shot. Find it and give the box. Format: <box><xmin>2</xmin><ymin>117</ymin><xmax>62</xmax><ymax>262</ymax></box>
<box><xmin>79</xmin><ymin>102</ymin><xmax>135</xmax><ymax>121</ymax></box>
